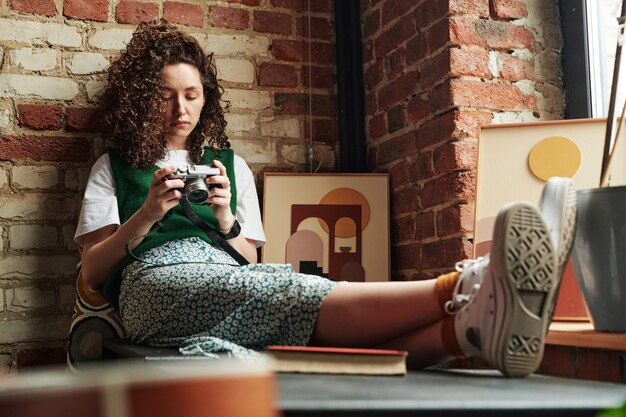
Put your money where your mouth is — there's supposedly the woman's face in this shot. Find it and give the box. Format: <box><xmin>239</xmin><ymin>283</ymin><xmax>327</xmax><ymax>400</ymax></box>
<box><xmin>161</xmin><ymin>63</ymin><xmax>205</xmax><ymax>149</ymax></box>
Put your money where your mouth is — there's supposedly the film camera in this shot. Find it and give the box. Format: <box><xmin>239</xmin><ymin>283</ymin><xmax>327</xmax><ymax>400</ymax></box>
<box><xmin>167</xmin><ymin>165</ymin><xmax>220</xmax><ymax>204</ymax></box>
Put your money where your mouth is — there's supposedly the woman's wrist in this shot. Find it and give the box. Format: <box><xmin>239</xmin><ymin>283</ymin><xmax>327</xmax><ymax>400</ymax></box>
<box><xmin>218</xmin><ymin>216</ymin><xmax>237</xmax><ymax>234</ymax></box>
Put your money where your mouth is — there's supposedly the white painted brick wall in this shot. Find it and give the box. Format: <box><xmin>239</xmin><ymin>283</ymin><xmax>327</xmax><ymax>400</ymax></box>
<box><xmin>224</xmin><ymin>113</ymin><xmax>257</xmax><ymax>134</ymax></box>
<box><xmin>62</xmin><ymin>224</ymin><xmax>77</xmax><ymax>250</ymax></box>
<box><xmin>230</xmin><ymin>139</ymin><xmax>275</xmax><ymax>164</ymax></box>
<box><xmin>58</xmin><ymin>284</ymin><xmax>76</xmax><ymax>310</ymax></box>
<box><xmin>216</xmin><ymin>58</ymin><xmax>255</xmax><ymax>84</ymax></box>
<box><xmin>12</xmin><ymin>165</ymin><xmax>59</xmax><ymax>189</ymax></box>
<box><xmin>64</xmin><ymin>167</ymin><xmax>89</xmax><ymax>190</ymax></box>
<box><xmin>281</xmin><ymin>144</ymin><xmax>306</xmax><ymax>165</ymax></box>
<box><xmin>0</xmin><ymin>74</ymin><xmax>78</xmax><ymax>100</ymax></box>
<box><xmin>88</xmin><ymin>28</ymin><xmax>134</xmax><ymax>50</ymax></box>
<box><xmin>6</xmin><ymin>287</ymin><xmax>55</xmax><ymax>311</ymax></box>
<box><xmin>261</xmin><ymin>117</ymin><xmax>300</xmax><ymax>138</ymax></box>
<box><xmin>85</xmin><ymin>80</ymin><xmax>107</xmax><ymax>102</ymax></box>
<box><xmin>0</xmin><ymin>317</ymin><xmax>70</xmax><ymax>344</ymax></box>
<box><xmin>223</xmin><ymin>89</ymin><xmax>271</xmax><ymax>110</ymax></box>
<box><xmin>0</xmin><ymin>19</ymin><xmax>81</xmax><ymax>47</ymax></box>
<box><xmin>195</xmin><ymin>33</ymin><xmax>269</xmax><ymax>57</ymax></box>
<box><xmin>9</xmin><ymin>48</ymin><xmax>57</xmax><ymax>71</ymax></box>
<box><xmin>67</xmin><ymin>52</ymin><xmax>109</xmax><ymax>75</ymax></box>
<box><xmin>0</xmin><ymin>254</ymin><xmax>77</xmax><ymax>277</ymax></box>
<box><xmin>0</xmin><ymin>168</ymin><xmax>7</xmax><ymax>188</ymax></box>
<box><xmin>0</xmin><ymin>194</ymin><xmax>80</xmax><ymax>220</ymax></box>
<box><xmin>0</xmin><ymin>108</ymin><xmax>11</xmax><ymax>130</ymax></box>
<box><xmin>9</xmin><ymin>225</ymin><xmax>57</xmax><ymax>249</ymax></box>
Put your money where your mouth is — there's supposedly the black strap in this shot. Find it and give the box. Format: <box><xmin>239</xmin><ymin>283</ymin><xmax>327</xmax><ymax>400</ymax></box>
<box><xmin>180</xmin><ymin>197</ymin><xmax>249</xmax><ymax>266</ymax></box>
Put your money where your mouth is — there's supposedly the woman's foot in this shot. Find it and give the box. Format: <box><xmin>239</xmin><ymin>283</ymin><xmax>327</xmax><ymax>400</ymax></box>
<box><xmin>453</xmin><ymin>202</ymin><xmax>557</xmax><ymax>377</ymax></box>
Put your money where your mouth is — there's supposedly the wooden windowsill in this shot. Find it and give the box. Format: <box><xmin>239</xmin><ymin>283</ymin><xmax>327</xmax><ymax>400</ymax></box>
<box><xmin>547</xmin><ymin>321</ymin><xmax>626</xmax><ymax>350</ymax></box>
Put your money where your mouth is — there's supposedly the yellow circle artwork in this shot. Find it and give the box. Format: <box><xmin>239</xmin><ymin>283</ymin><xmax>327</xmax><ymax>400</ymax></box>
<box><xmin>318</xmin><ymin>188</ymin><xmax>370</xmax><ymax>238</ymax></box>
<box><xmin>528</xmin><ymin>136</ymin><xmax>581</xmax><ymax>181</ymax></box>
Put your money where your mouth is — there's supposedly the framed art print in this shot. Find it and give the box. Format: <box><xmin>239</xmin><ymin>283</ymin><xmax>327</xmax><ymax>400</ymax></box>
<box><xmin>262</xmin><ymin>173</ymin><xmax>390</xmax><ymax>282</ymax></box>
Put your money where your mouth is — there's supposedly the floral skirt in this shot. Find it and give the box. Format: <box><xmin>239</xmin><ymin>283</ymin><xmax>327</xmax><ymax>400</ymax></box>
<box><xmin>119</xmin><ymin>237</ymin><xmax>337</xmax><ymax>359</ymax></box>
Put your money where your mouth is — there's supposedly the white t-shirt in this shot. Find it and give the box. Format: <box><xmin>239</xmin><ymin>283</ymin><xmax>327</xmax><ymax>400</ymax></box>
<box><xmin>74</xmin><ymin>149</ymin><xmax>266</xmax><ymax>247</ymax></box>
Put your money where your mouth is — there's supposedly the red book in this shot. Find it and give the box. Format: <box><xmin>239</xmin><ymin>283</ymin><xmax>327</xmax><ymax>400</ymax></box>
<box><xmin>264</xmin><ymin>345</ymin><xmax>408</xmax><ymax>376</ymax></box>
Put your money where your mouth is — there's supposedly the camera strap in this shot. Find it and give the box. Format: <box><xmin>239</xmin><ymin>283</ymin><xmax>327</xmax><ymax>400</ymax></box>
<box><xmin>179</xmin><ymin>197</ymin><xmax>250</xmax><ymax>266</ymax></box>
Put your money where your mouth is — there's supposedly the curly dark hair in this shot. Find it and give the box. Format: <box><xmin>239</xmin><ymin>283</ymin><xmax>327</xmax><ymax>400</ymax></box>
<box><xmin>99</xmin><ymin>22</ymin><xmax>229</xmax><ymax>169</ymax></box>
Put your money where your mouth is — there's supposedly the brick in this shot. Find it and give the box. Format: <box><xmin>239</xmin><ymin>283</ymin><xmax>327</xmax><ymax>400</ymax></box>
<box><xmin>409</xmin><ymin>151</ymin><xmax>434</xmax><ymax>182</ymax></box>
<box><xmin>18</xmin><ymin>104</ymin><xmax>63</xmax><ymax>131</ymax></box>
<box><xmin>379</xmin><ymin>131</ymin><xmax>417</xmax><ymax>165</ymax></box>
<box><xmin>406</xmin><ymin>33</ymin><xmax>427</xmax><ymax>66</ymax></box>
<box><xmin>369</xmin><ymin>113</ymin><xmax>386</xmax><ymax>140</ymax></box>
<box><xmin>7</xmin><ymin>287</ymin><xmax>55</xmax><ymax>311</ymax></box>
<box><xmin>420</xmin><ymin>49</ymin><xmax>451</xmax><ymax>89</ymax></box>
<box><xmin>414</xmin><ymin>211</ymin><xmax>435</xmax><ymax>240</ymax></box>
<box><xmin>416</xmin><ymin>111</ymin><xmax>456</xmax><ymax>148</ymax></box>
<box><xmin>216</xmin><ymin>58</ymin><xmax>255</xmax><ymax>84</ymax></box>
<box><xmin>451</xmin><ymin>79</ymin><xmax>525</xmax><ymax>110</ymax></box>
<box><xmin>63</xmin><ymin>0</ymin><xmax>108</xmax><ymax>21</ymax></box>
<box><xmin>0</xmin><ymin>109</ymin><xmax>10</xmax><ymax>130</ymax></box>
<box><xmin>407</xmin><ymin>95</ymin><xmax>429</xmax><ymax>124</ymax></box>
<box><xmin>10</xmin><ymin>0</ymin><xmax>57</xmax><ymax>16</ymax></box>
<box><xmin>389</xmin><ymin>160</ymin><xmax>410</xmax><ymax>190</ymax></box>
<box><xmin>449</xmin><ymin>0</ymin><xmax>490</xmax><ymax>17</ymax></box>
<box><xmin>271</xmin><ymin>0</ymin><xmax>330</xmax><ymax>13</ymax></box>
<box><xmin>274</xmin><ymin>93</ymin><xmax>305</xmax><ymax>115</ymax></box>
<box><xmin>230</xmin><ymin>138</ymin><xmax>274</xmax><ymax>164</ymax></box>
<box><xmin>387</xmin><ymin>104</ymin><xmax>406</xmax><ymax>133</ymax></box>
<box><xmin>382</xmin><ymin>0</ymin><xmax>415</xmax><ymax>26</ymax></box>
<box><xmin>436</xmin><ymin>203</ymin><xmax>474</xmax><ymax>237</ymax></box>
<box><xmin>9</xmin><ymin>48</ymin><xmax>57</xmax><ymax>71</ymax></box>
<box><xmin>88</xmin><ymin>28</ymin><xmax>134</xmax><ymax>50</ymax></box>
<box><xmin>225</xmin><ymin>0</ymin><xmax>260</xmax><ymax>5</ymax></box>
<box><xmin>363</xmin><ymin>9</ymin><xmax>380</xmax><ymax>40</ymax></box>
<box><xmin>499</xmin><ymin>53</ymin><xmax>535</xmax><ymax>81</ymax></box>
<box><xmin>450</xmin><ymin>47</ymin><xmax>490</xmax><ymax>78</ymax></box>
<box><xmin>393</xmin><ymin>242</ymin><xmax>421</xmax><ymax>270</ymax></box>
<box><xmin>0</xmin><ymin>135</ymin><xmax>91</xmax><ymax>162</ymax></box>
<box><xmin>115</xmin><ymin>0</ymin><xmax>159</xmax><ymax>24</ymax></box>
<box><xmin>0</xmin><ymin>317</ymin><xmax>70</xmax><ymax>344</ymax></box>
<box><xmin>17</xmin><ymin>348</ymin><xmax>67</xmax><ymax>369</ymax></box>
<box><xmin>426</xmin><ymin>18</ymin><xmax>451</xmax><ymax>54</ymax></box>
<box><xmin>450</xmin><ymin>17</ymin><xmax>534</xmax><ymax>50</ymax></box>
<box><xmin>374</xmin><ymin>14</ymin><xmax>415</xmax><ymax>58</ymax></box>
<box><xmin>59</xmin><ymin>283</ymin><xmax>76</xmax><ymax>308</ymax></box>
<box><xmin>86</xmin><ymin>81</ymin><xmax>107</xmax><ymax>102</ymax></box>
<box><xmin>385</xmin><ymin>48</ymin><xmax>405</xmax><ymax>79</ymax></box>
<box><xmin>421</xmin><ymin>237</ymin><xmax>472</xmax><ymax>269</ymax></box>
<box><xmin>0</xmin><ymin>19</ymin><xmax>81</xmax><ymax>47</ymax></box>
<box><xmin>296</xmin><ymin>16</ymin><xmax>332</xmax><ymax>40</ymax></box>
<box><xmin>164</xmin><ymin>1</ymin><xmax>205</xmax><ymax>27</ymax></box>
<box><xmin>535</xmin><ymin>50</ymin><xmax>562</xmax><ymax>83</ymax></box>
<box><xmin>210</xmin><ymin>5</ymin><xmax>249</xmax><ymax>30</ymax></box>
<box><xmin>308</xmin><ymin>118</ymin><xmax>337</xmax><ymax>143</ymax></box>
<box><xmin>224</xmin><ymin>113</ymin><xmax>256</xmax><ymax>134</ymax></box>
<box><xmin>0</xmin><ymin>194</ymin><xmax>80</xmax><ymax>220</ymax></box>
<box><xmin>198</xmin><ymin>33</ymin><xmax>270</xmax><ymax>56</ymax></box>
<box><xmin>254</xmin><ymin>10</ymin><xmax>291</xmax><ymax>35</ymax></box>
<box><xmin>578</xmin><ymin>349</ymin><xmax>623</xmax><ymax>383</ymax></box>
<box><xmin>377</xmin><ymin>70</ymin><xmax>419</xmax><ymax>110</ymax></box>
<box><xmin>12</xmin><ymin>165</ymin><xmax>59</xmax><ymax>189</ymax></box>
<box><xmin>0</xmin><ymin>75</ymin><xmax>78</xmax><ymax>101</ymax></box>
<box><xmin>301</xmin><ymin>65</ymin><xmax>335</xmax><ymax>89</ymax></box>
<box><xmin>64</xmin><ymin>167</ymin><xmax>89</xmax><ymax>191</ymax></box>
<box><xmin>433</xmin><ymin>141</ymin><xmax>477</xmax><ymax>174</ymax></box>
<box><xmin>538</xmin><ymin>345</ymin><xmax>576</xmax><ymax>379</ymax></box>
<box><xmin>365</xmin><ymin>91</ymin><xmax>377</xmax><ymax>115</ymax></box>
<box><xmin>310</xmin><ymin>94</ymin><xmax>337</xmax><ymax>117</ymax></box>
<box><xmin>0</xmin><ymin>254</ymin><xmax>77</xmax><ymax>277</ymax></box>
<box><xmin>364</xmin><ymin>59</ymin><xmax>384</xmax><ymax>92</ymax></box>
<box><xmin>280</xmin><ymin>144</ymin><xmax>305</xmax><ymax>165</ymax></box>
<box><xmin>258</xmin><ymin>63</ymin><xmax>298</xmax><ymax>87</ymax></box>
<box><xmin>456</xmin><ymin>110</ymin><xmax>493</xmax><ymax>137</ymax></box>
<box><xmin>271</xmin><ymin>40</ymin><xmax>305</xmax><ymax>62</ymax></box>
<box><xmin>0</xmin><ymin>169</ymin><xmax>7</xmax><ymax>188</ymax></box>
<box><xmin>392</xmin><ymin>215</ymin><xmax>415</xmax><ymax>243</ymax></box>
<box><xmin>223</xmin><ymin>89</ymin><xmax>271</xmax><ymax>110</ymax></box>
<box><xmin>420</xmin><ymin>170</ymin><xmax>475</xmax><ymax>209</ymax></box>
<box><xmin>67</xmin><ymin>52</ymin><xmax>109</xmax><ymax>75</ymax></box>
<box><xmin>490</xmin><ymin>0</ymin><xmax>527</xmax><ymax>19</ymax></box>
<box><xmin>66</xmin><ymin>107</ymin><xmax>103</xmax><ymax>132</ymax></box>
<box><xmin>260</xmin><ymin>117</ymin><xmax>299</xmax><ymax>138</ymax></box>
<box><xmin>414</xmin><ymin>0</ymin><xmax>449</xmax><ymax>29</ymax></box>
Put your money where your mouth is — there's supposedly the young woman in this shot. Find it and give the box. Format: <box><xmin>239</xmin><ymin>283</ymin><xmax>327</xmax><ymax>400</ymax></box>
<box><xmin>75</xmin><ymin>22</ymin><xmax>577</xmax><ymax>377</ymax></box>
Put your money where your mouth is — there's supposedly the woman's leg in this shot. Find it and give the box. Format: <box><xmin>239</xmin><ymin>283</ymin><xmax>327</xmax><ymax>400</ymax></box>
<box><xmin>310</xmin><ymin>278</ymin><xmax>448</xmax><ymax>347</ymax></box>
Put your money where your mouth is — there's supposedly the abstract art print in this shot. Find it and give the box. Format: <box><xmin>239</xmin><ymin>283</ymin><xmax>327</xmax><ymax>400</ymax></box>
<box><xmin>262</xmin><ymin>173</ymin><xmax>390</xmax><ymax>282</ymax></box>
<box><xmin>475</xmin><ymin>118</ymin><xmax>626</xmax><ymax>320</ymax></box>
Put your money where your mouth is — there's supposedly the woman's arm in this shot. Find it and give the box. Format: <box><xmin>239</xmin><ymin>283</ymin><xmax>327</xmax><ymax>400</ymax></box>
<box><xmin>81</xmin><ymin>165</ymin><xmax>185</xmax><ymax>289</ymax></box>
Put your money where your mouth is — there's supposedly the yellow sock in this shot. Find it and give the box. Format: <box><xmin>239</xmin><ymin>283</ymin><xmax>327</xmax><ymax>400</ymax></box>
<box><xmin>434</xmin><ymin>271</ymin><xmax>460</xmax><ymax>314</ymax></box>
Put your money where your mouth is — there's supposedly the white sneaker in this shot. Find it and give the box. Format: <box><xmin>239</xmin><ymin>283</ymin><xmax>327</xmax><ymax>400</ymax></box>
<box><xmin>444</xmin><ymin>256</ymin><xmax>489</xmax><ymax>315</ymax></box>
<box><xmin>454</xmin><ymin>202</ymin><xmax>556</xmax><ymax>377</ymax></box>
<box><xmin>538</xmin><ymin>177</ymin><xmax>577</xmax><ymax>330</ymax></box>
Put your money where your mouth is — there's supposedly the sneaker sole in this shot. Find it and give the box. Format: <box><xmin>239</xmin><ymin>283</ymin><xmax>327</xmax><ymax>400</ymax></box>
<box><xmin>489</xmin><ymin>202</ymin><xmax>556</xmax><ymax>377</ymax></box>
<box><xmin>539</xmin><ymin>178</ymin><xmax>577</xmax><ymax>331</ymax></box>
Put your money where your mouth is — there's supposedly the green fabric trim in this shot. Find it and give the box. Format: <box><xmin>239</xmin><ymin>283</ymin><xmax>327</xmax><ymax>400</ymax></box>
<box><xmin>101</xmin><ymin>147</ymin><xmax>237</xmax><ymax>308</ymax></box>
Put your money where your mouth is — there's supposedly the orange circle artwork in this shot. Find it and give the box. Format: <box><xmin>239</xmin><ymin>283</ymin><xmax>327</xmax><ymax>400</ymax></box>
<box><xmin>318</xmin><ymin>188</ymin><xmax>370</xmax><ymax>238</ymax></box>
<box><xmin>528</xmin><ymin>136</ymin><xmax>581</xmax><ymax>181</ymax></box>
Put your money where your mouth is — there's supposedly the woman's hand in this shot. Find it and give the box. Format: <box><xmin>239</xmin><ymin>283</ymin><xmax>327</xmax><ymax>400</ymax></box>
<box><xmin>205</xmin><ymin>160</ymin><xmax>235</xmax><ymax>230</ymax></box>
<box><xmin>139</xmin><ymin>165</ymin><xmax>185</xmax><ymax>224</ymax></box>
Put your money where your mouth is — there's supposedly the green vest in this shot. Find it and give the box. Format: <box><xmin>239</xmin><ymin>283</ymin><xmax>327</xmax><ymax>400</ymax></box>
<box><xmin>101</xmin><ymin>147</ymin><xmax>237</xmax><ymax>308</ymax></box>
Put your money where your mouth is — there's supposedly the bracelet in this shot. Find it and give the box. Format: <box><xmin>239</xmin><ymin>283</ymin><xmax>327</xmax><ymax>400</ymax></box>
<box><xmin>217</xmin><ymin>219</ymin><xmax>241</xmax><ymax>240</ymax></box>
<box><xmin>218</xmin><ymin>216</ymin><xmax>237</xmax><ymax>234</ymax></box>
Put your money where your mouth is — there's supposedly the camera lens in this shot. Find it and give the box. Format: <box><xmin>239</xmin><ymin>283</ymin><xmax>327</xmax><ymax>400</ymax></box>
<box><xmin>184</xmin><ymin>179</ymin><xmax>209</xmax><ymax>204</ymax></box>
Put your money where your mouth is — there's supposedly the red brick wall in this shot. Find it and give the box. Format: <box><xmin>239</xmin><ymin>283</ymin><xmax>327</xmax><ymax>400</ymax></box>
<box><xmin>0</xmin><ymin>0</ymin><xmax>336</xmax><ymax>371</ymax></box>
<box><xmin>361</xmin><ymin>0</ymin><xmax>565</xmax><ymax>280</ymax></box>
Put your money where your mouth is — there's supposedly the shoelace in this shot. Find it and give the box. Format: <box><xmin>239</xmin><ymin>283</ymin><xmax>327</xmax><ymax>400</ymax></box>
<box><xmin>444</xmin><ymin>256</ymin><xmax>487</xmax><ymax>315</ymax></box>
